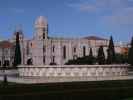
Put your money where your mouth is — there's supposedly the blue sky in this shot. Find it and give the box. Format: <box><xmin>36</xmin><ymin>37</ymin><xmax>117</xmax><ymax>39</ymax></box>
<box><xmin>0</xmin><ymin>0</ymin><xmax>133</xmax><ymax>42</ymax></box>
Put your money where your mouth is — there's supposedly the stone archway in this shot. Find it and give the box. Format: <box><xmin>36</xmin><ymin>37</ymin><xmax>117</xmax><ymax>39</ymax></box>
<box><xmin>3</xmin><ymin>60</ymin><xmax>10</xmax><ymax>67</ymax></box>
<box><xmin>6</xmin><ymin>60</ymin><xmax>10</xmax><ymax>66</ymax></box>
<box><xmin>27</xmin><ymin>58</ymin><xmax>33</xmax><ymax>65</ymax></box>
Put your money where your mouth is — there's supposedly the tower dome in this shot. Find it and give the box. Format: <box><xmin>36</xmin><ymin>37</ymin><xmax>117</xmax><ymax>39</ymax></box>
<box><xmin>35</xmin><ymin>16</ymin><xmax>47</xmax><ymax>28</ymax></box>
<box><xmin>34</xmin><ymin>16</ymin><xmax>48</xmax><ymax>40</ymax></box>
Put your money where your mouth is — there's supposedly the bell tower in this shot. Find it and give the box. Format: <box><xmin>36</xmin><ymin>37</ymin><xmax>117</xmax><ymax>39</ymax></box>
<box><xmin>35</xmin><ymin>16</ymin><xmax>48</xmax><ymax>40</ymax></box>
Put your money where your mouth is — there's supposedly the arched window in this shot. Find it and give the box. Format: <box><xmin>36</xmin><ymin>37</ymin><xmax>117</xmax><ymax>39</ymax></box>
<box><xmin>83</xmin><ymin>46</ymin><xmax>86</xmax><ymax>56</ymax></box>
<box><xmin>43</xmin><ymin>30</ymin><xmax>45</xmax><ymax>39</ymax></box>
<box><xmin>30</xmin><ymin>43</ymin><xmax>32</xmax><ymax>47</ymax></box>
<box><xmin>0</xmin><ymin>60</ymin><xmax>1</xmax><ymax>66</ymax></box>
<box><xmin>26</xmin><ymin>42</ymin><xmax>29</xmax><ymax>55</ymax></box>
<box><xmin>73</xmin><ymin>47</ymin><xmax>76</xmax><ymax>53</ymax></box>
<box><xmin>63</xmin><ymin>46</ymin><xmax>66</xmax><ymax>59</ymax></box>
<box><xmin>6</xmin><ymin>60</ymin><xmax>9</xmax><ymax>66</ymax></box>
<box><xmin>43</xmin><ymin>46</ymin><xmax>46</xmax><ymax>52</ymax></box>
<box><xmin>52</xmin><ymin>56</ymin><xmax>55</xmax><ymax>63</ymax></box>
<box><xmin>43</xmin><ymin>56</ymin><xmax>45</xmax><ymax>64</ymax></box>
<box><xmin>3</xmin><ymin>60</ymin><xmax>10</xmax><ymax>67</ymax></box>
<box><xmin>27</xmin><ymin>58</ymin><xmax>33</xmax><ymax>65</ymax></box>
<box><xmin>50</xmin><ymin>56</ymin><xmax>57</xmax><ymax>65</ymax></box>
<box><xmin>52</xmin><ymin>46</ymin><xmax>55</xmax><ymax>52</ymax></box>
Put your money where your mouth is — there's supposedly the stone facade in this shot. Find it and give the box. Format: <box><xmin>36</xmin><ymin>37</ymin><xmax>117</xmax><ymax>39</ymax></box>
<box><xmin>18</xmin><ymin>65</ymin><xmax>129</xmax><ymax>77</ymax></box>
<box><xmin>15</xmin><ymin>16</ymin><xmax>128</xmax><ymax>65</ymax></box>
<box><xmin>17</xmin><ymin>16</ymin><xmax>110</xmax><ymax>65</ymax></box>
<box><xmin>0</xmin><ymin>41</ymin><xmax>14</xmax><ymax>67</ymax></box>
<box><xmin>0</xmin><ymin>16</ymin><xmax>129</xmax><ymax>79</ymax></box>
<box><xmin>0</xmin><ymin>16</ymin><xmax>129</xmax><ymax>67</ymax></box>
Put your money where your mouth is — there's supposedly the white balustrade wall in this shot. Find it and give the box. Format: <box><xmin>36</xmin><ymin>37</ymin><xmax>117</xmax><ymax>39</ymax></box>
<box><xmin>18</xmin><ymin>65</ymin><xmax>129</xmax><ymax>77</ymax></box>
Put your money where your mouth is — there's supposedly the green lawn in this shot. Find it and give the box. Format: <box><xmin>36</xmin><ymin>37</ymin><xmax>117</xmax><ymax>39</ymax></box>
<box><xmin>124</xmin><ymin>98</ymin><xmax>133</xmax><ymax>100</ymax></box>
<box><xmin>0</xmin><ymin>79</ymin><xmax>133</xmax><ymax>100</ymax></box>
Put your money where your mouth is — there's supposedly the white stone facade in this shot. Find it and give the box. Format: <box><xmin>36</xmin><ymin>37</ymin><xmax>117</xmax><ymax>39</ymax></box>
<box><xmin>0</xmin><ymin>16</ymin><xmax>129</xmax><ymax>67</ymax></box>
<box><xmin>18</xmin><ymin>16</ymin><xmax>128</xmax><ymax>65</ymax></box>
<box><xmin>0</xmin><ymin>16</ymin><xmax>129</xmax><ymax>79</ymax></box>
<box><xmin>18</xmin><ymin>65</ymin><xmax>129</xmax><ymax>77</ymax></box>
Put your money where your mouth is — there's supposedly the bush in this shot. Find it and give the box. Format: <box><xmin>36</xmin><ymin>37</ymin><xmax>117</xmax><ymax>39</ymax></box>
<box><xmin>65</xmin><ymin>56</ymin><xmax>96</xmax><ymax>65</ymax></box>
<box><xmin>115</xmin><ymin>53</ymin><xmax>128</xmax><ymax>64</ymax></box>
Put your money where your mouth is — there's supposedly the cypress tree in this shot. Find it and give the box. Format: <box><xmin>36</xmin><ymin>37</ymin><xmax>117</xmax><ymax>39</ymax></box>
<box><xmin>88</xmin><ymin>48</ymin><xmax>95</xmax><ymax>64</ymax></box>
<box><xmin>13</xmin><ymin>32</ymin><xmax>21</xmax><ymax>67</ymax></box>
<box><xmin>128</xmin><ymin>37</ymin><xmax>133</xmax><ymax>66</ymax></box>
<box><xmin>97</xmin><ymin>46</ymin><xmax>105</xmax><ymax>65</ymax></box>
<box><xmin>89</xmin><ymin>48</ymin><xmax>93</xmax><ymax>57</ymax></box>
<box><xmin>107</xmin><ymin>36</ymin><xmax>116</xmax><ymax>64</ymax></box>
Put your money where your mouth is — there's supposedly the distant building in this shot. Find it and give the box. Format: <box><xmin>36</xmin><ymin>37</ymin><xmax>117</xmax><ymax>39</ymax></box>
<box><xmin>0</xmin><ymin>41</ymin><xmax>14</xmax><ymax>67</ymax></box>
<box><xmin>0</xmin><ymin>16</ymin><xmax>129</xmax><ymax>67</ymax></box>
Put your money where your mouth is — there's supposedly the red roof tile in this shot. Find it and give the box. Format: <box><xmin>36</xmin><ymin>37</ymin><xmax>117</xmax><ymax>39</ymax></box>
<box><xmin>84</xmin><ymin>36</ymin><xmax>108</xmax><ymax>40</ymax></box>
<box><xmin>0</xmin><ymin>41</ymin><xmax>14</xmax><ymax>48</ymax></box>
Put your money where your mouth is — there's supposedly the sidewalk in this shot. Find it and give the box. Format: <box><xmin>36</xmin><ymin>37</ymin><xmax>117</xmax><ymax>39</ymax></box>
<box><xmin>0</xmin><ymin>75</ymin><xmax>133</xmax><ymax>84</ymax></box>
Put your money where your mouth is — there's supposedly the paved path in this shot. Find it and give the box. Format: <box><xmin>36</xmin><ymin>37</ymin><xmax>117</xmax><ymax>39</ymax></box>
<box><xmin>0</xmin><ymin>69</ymin><xmax>18</xmax><ymax>76</ymax></box>
<box><xmin>0</xmin><ymin>75</ymin><xmax>133</xmax><ymax>84</ymax></box>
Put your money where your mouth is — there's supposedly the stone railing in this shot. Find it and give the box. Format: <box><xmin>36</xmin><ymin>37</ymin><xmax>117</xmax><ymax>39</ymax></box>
<box><xmin>18</xmin><ymin>64</ymin><xmax>129</xmax><ymax>77</ymax></box>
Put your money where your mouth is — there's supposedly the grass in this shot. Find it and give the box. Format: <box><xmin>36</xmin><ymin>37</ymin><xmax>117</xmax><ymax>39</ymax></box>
<box><xmin>123</xmin><ymin>98</ymin><xmax>133</xmax><ymax>100</ymax></box>
<box><xmin>0</xmin><ymin>79</ymin><xmax>133</xmax><ymax>100</ymax></box>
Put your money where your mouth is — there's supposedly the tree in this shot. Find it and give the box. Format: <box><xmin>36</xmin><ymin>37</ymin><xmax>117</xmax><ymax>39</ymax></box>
<box><xmin>65</xmin><ymin>48</ymin><xmax>96</xmax><ymax>65</ymax></box>
<box><xmin>128</xmin><ymin>37</ymin><xmax>133</xmax><ymax>66</ymax></box>
<box><xmin>88</xmin><ymin>48</ymin><xmax>96</xmax><ymax>64</ymax></box>
<box><xmin>65</xmin><ymin>48</ymin><xmax>95</xmax><ymax>65</ymax></box>
<box><xmin>115</xmin><ymin>53</ymin><xmax>128</xmax><ymax>64</ymax></box>
<box><xmin>106</xmin><ymin>36</ymin><xmax>116</xmax><ymax>64</ymax></box>
<box><xmin>13</xmin><ymin>32</ymin><xmax>21</xmax><ymax>67</ymax></box>
<box><xmin>97</xmin><ymin>46</ymin><xmax>105</xmax><ymax>65</ymax></box>
<box><xmin>65</xmin><ymin>59</ymin><xmax>77</xmax><ymax>65</ymax></box>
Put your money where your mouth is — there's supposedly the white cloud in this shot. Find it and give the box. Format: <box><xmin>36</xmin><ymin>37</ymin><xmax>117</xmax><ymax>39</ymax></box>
<box><xmin>67</xmin><ymin>0</ymin><xmax>130</xmax><ymax>13</ymax></box>
<box><xmin>67</xmin><ymin>0</ymin><xmax>133</xmax><ymax>28</ymax></box>
<box><xmin>80</xmin><ymin>4</ymin><xmax>97</xmax><ymax>12</ymax></box>
<box><xmin>102</xmin><ymin>7</ymin><xmax>133</xmax><ymax>28</ymax></box>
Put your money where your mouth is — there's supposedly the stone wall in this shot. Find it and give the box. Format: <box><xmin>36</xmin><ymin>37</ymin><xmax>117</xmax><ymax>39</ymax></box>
<box><xmin>18</xmin><ymin>65</ymin><xmax>129</xmax><ymax>77</ymax></box>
